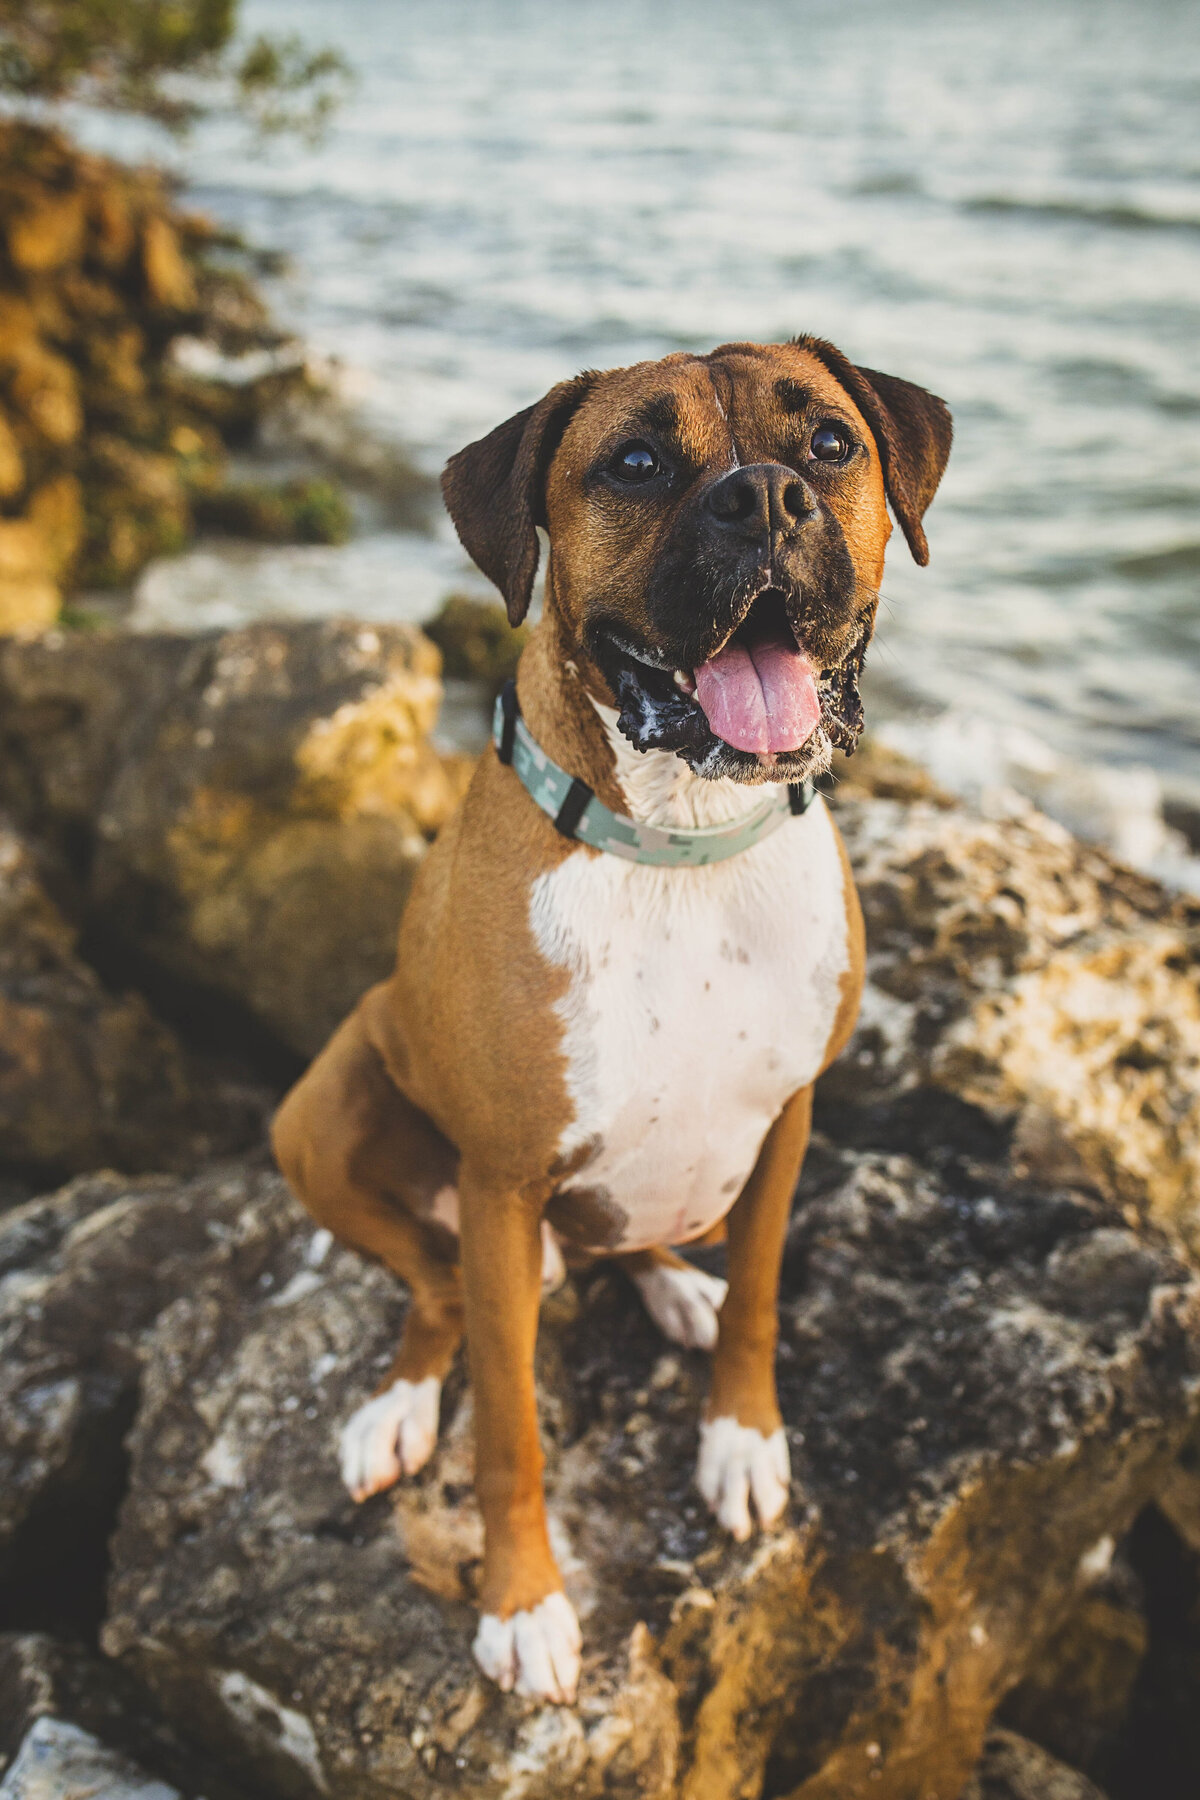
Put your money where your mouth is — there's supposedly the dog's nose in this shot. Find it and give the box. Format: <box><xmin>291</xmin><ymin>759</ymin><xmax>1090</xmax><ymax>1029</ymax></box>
<box><xmin>705</xmin><ymin>463</ymin><xmax>816</xmax><ymax>539</ymax></box>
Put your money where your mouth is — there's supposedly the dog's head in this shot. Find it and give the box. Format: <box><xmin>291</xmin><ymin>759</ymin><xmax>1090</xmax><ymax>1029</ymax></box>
<box><xmin>443</xmin><ymin>339</ymin><xmax>951</xmax><ymax>784</ymax></box>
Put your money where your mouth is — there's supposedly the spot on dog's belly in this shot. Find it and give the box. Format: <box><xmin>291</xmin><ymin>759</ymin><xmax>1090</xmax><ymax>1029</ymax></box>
<box><xmin>545</xmin><ymin>1185</ymin><xmax>628</xmax><ymax>1249</ymax></box>
<box><xmin>530</xmin><ymin>797</ymin><xmax>849</xmax><ymax>1254</ymax></box>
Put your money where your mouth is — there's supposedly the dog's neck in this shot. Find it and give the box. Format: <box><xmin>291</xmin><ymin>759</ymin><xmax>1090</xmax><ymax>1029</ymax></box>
<box><xmin>586</xmin><ymin>698</ymin><xmax>766</xmax><ymax>828</ymax></box>
<box><xmin>514</xmin><ymin>612</ymin><xmax>769</xmax><ymax>830</ymax></box>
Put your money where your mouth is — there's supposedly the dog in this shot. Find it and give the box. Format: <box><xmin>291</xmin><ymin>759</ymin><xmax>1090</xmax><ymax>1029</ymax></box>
<box><xmin>272</xmin><ymin>336</ymin><xmax>952</xmax><ymax>1704</ymax></box>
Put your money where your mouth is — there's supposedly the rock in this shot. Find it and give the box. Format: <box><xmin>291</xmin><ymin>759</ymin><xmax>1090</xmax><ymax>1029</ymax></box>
<box><xmin>141</xmin><ymin>217</ymin><xmax>196</xmax><ymax>313</ymax></box>
<box><xmin>6</xmin><ymin>340</ymin><xmax>81</xmax><ymax>448</ymax></box>
<box><xmin>424</xmin><ymin>593</ymin><xmax>529</xmax><ymax>692</ymax></box>
<box><xmin>0</xmin><ymin>819</ymin><xmax>260</xmax><ymax>1179</ymax></box>
<box><xmin>826</xmin><ymin>734</ymin><xmax>953</xmax><ymax>807</ymax></box>
<box><xmin>820</xmin><ymin>794</ymin><xmax>1200</xmax><ymax>1252</ymax></box>
<box><xmin>5</xmin><ymin>189</ymin><xmax>87</xmax><ymax>276</ymax></box>
<box><xmin>89</xmin><ymin>1146</ymin><xmax>1199</xmax><ymax>1800</ymax></box>
<box><xmin>0</xmin><ymin>524</ymin><xmax>57</xmax><ymax>635</ymax></box>
<box><xmin>958</xmin><ymin>1729</ymin><xmax>1108</xmax><ymax>1800</ymax></box>
<box><xmin>0</xmin><ymin>619</ymin><xmax>463</xmax><ymax>1057</ymax></box>
<box><xmin>0</xmin><ymin>118</ymin><xmax>316</xmax><ymax>597</ymax></box>
<box><xmin>0</xmin><ymin>1631</ymin><xmax>261</xmax><ymax>1800</ymax></box>
<box><xmin>25</xmin><ymin>477</ymin><xmax>83</xmax><ymax>580</ymax></box>
<box><xmin>1156</xmin><ymin>1433</ymin><xmax>1200</xmax><ymax>1552</ymax></box>
<box><xmin>999</xmin><ymin>1553</ymin><xmax>1146</xmax><ymax>1774</ymax></box>
<box><xmin>0</xmin><ymin>1718</ymin><xmax>180</xmax><ymax>1800</ymax></box>
<box><xmin>0</xmin><ymin>414</ymin><xmax>24</xmax><ymax>497</ymax></box>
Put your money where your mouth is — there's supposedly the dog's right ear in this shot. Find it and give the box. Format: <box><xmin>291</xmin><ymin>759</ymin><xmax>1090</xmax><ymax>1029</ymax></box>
<box><xmin>442</xmin><ymin>374</ymin><xmax>596</xmax><ymax>626</ymax></box>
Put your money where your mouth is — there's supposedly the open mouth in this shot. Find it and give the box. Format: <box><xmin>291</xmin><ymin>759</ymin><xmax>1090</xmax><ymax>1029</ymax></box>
<box><xmin>687</xmin><ymin>588</ymin><xmax>822</xmax><ymax>756</ymax></box>
<box><xmin>593</xmin><ymin>587</ymin><xmax>868</xmax><ymax>781</ymax></box>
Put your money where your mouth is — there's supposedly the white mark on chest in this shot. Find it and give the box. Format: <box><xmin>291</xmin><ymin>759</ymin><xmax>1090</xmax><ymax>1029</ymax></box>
<box><xmin>529</xmin><ymin>715</ymin><xmax>849</xmax><ymax>1252</ymax></box>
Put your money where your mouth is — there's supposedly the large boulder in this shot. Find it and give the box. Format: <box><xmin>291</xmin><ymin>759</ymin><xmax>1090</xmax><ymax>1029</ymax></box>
<box><xmin>83</xmin><ymin>1145</ymin><xmax>1198</xmax><ymax>1800</ymax></box>
<box><xmin>0</xmin><ymin>817</ymin><xmax>258</xmax><ymax>1180</ymax></box>
<box><xmin>0</xmin><ymin>619</ymin><xmax>466</xmax><ymax>1056</ymax></box>
<box><xmin>820</xmin><ymin>794</ymin><xmax>1200</xmax><ymax>1253</ymax></box>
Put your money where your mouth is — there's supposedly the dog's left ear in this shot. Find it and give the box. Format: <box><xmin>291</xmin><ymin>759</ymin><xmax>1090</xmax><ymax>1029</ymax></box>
<box><xmin>442</xmin><ymin>374</ymin><xmax>596</xmax><ymax>625</ymax></box>
<box><xmin>794</xmin><ymin>338</ymin><xmax>953</xmax><ymax>566</ymax></box>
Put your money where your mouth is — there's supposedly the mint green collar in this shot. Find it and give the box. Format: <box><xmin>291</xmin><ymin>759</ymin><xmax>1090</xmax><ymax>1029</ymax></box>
<box><xmin>493</xmin><ymin>680</ymin><xmax>815</xmax><ymax>867</ymax></box>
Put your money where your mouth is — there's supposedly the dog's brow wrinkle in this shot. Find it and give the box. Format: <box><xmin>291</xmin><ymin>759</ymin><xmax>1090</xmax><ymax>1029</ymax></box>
<box><xmin>636</xmin><ymin>392</ymin><xmax>681</xmax><ymax>436</ymax></box>
<box><xmin>774</xmin><ymin>378</ymin><xmax>812</xmax><ymax>414</ymax></box>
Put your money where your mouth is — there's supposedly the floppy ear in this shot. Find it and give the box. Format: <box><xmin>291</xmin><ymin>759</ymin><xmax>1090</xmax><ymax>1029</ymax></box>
<box><xmin>793</xmin><ymin>337</ymin><xmax>953</xmax><ymax>565</ymax></box>
<box><xmin>441</xmin><ymin>374</ymin><xmax>596</xmax><ymax>625</ymax></box>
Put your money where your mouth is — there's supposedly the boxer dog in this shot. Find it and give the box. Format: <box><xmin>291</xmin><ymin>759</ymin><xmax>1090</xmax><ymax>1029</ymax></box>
<box><xmin>272</xmin><ymin>337</ymin><xmax>952</xmax><ymax>1703</ymax></box>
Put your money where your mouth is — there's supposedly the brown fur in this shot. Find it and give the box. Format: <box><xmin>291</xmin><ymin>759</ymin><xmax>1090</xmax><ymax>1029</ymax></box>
<box><xmin>273</xmin><ymin>338</ymin><xmax>950</xmax><ymax>1636</ymax></box>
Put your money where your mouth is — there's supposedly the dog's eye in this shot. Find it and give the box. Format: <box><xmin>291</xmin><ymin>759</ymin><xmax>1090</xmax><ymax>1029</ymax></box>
<box><xmin>610</xmin><ymin>441</ymin><xmax>661</xmax><ymax>483</ymax></box>
<box><xmin>810</xmin><ymin>425</ymin><xmax>852</xmax><ymax>464</ymax></box>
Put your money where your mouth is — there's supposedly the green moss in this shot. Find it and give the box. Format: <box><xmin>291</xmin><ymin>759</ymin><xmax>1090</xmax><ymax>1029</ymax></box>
<box><xmin>194</xmin><ymin>475</ymin><xmax>352</xmax><ymax>545</ymax></box>
<box><xmin>424</xmin><ymin>594</ymin><xmax>528</xmax><ymax>692</ymax></box>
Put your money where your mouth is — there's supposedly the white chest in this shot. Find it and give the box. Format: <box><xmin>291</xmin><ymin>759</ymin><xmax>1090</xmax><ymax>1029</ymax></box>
<box><xmin>528</xmin><ymin>795</ymin><xmax>850</xmax><ymax>1253</ymax></box>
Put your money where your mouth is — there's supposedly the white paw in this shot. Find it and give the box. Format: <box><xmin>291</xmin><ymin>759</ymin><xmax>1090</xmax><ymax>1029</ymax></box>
<box><xmin>632</xmin><ymin>1262</ymin><xmax>728</xmax><ymax>1350</ymax></box>
<box><xmin>339</xmin><ymin>1375</ymin><xmax>441</xmax><ymax>1501</ymax></box>
<box><xmin>472</xmin><ymin>1591</ymin><xmax>582</xmax><ymax>1704</ymax></box>
<box><xmin>696</xmin><ymin>1417</ymin><xmax>790</xmax><ymax>1541</ymax></box>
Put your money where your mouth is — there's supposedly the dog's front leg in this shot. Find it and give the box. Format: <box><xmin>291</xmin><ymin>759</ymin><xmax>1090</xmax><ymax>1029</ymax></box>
<box><xmin>698</xmin><ymin>1085</ymin><xmax>812</xmax><ymax>1542</ymax></box>
<box><xmin>460</xmin><ymin>1172</ymin><xmax>581</xmax><ymax>1703</ymax></box>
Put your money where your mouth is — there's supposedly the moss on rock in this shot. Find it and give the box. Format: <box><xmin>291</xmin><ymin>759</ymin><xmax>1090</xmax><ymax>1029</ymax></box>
<box><xmin>0</xmin><ymin>117</ymin><xmax>328</xmax><ymax>626</ymax></box>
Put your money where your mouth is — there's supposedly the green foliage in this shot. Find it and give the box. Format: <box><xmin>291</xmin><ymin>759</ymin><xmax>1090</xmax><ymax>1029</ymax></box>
<box><xmin>0</xmin><ymin>0</ymin><xmax>349</xmax><ymax>134</ymax></box>
<box><xmin>195</xmin><ymin>475</ymin><xmax>353</xmax><ymax>546</ymax></box>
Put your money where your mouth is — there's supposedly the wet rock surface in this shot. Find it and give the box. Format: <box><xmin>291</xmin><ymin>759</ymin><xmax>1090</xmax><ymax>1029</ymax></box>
<box><xmin>0</xmin><ymin>618</ymin><xmax>466</xmax><ymax>1056</ymax></box>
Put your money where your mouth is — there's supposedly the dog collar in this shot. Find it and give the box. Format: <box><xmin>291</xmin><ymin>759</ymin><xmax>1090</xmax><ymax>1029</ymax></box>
<box><xmin>492</xmin><ymin>679</ymin><xmax>815</xmax><ymax>866</ymax></box>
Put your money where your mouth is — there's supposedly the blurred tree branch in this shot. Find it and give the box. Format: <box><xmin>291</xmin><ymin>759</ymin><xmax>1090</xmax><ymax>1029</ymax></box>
<box><xmin>0</xmin><ymin>0</ymin><xmax>351</xmax><ymax>136</ymax></box>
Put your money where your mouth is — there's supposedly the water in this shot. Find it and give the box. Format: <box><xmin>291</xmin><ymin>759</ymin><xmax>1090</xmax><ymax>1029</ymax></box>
<box><xmin>62</xmin><ymin>0</ymin><xmax>1200</xmax><ymax>873</ymax></box>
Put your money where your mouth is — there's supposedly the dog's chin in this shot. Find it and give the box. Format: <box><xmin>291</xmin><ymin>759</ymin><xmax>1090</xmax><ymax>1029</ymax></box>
<box><xmin>595</xmin><ymin>601</ymin><xmax>868</xmax><ymax>788</ymax></box>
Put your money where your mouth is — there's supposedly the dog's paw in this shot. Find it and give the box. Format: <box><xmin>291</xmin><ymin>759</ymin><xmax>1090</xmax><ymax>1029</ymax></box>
<box><xmin>696</xmin><ymin>1417</ymin><xmax>790</xmax><ymax>1541</ymax></box>
<box><xmin>632</xmin><ymin>1262</ymin><xmax>728</xmax><ymax>1350</ymax></box>
<box><xmin>472</xmin><ymin>1591</ymin><xmax>582</xmax><ymax>1704</ymax></box>
<box><xmin>339</xmin><ymin>1375</ymin><xmax>441</xmax><ymax>1501</ymax></box>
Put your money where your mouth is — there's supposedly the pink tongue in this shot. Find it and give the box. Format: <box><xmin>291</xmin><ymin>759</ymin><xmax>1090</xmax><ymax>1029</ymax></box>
<box><xmin>693</xmin><ymin>639</ymin><xmax>821</xmax><ymax>755</ymax></box>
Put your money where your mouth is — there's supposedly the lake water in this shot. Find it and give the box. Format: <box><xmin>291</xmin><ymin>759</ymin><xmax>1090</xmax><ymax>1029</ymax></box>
<box><xmin>68</xmin><ymin>0</ymin><xmax>1200</xmax><ymax>881</ymax></box>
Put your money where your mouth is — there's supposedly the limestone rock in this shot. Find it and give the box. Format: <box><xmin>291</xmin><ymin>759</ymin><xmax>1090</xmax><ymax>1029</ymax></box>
<box><xmin>958</xmin><ymin>1729</ymin><xmax>1108</xmax><ymax>1800</ymax></box>
<box><xmin>0</xmin><ymin>619</ymin><xmax>461</xmax><ymax>1056</ymax></box>
<box><xmin>90</xmin><ymin>1148</ymin><xmax>1199</xmax><ymax>1800</ymax></box>
<box><xmin>0</xmin><ymin>819</ymin><xmax>259</xmax><ymax>1179</ymax></box>
<box><xmin>821</xmin><ymin>795</ymin><xmax>1200</xmax><ymax>1251</ymax></box>
<box><xmin>0</xmin><ymin>1718</ymin><xmax>180</xmax><ymax>1800</ymax></box>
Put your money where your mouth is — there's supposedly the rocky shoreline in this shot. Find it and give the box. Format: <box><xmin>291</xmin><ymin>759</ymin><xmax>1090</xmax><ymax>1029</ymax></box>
<box><xmin>0</xmin><ymin>609</ymin><xmax>1198</xmax><ymax>1798</ymax></box>
<box><xmin>0</xmin><ymin>119</ymin><xmax>376</xmax><ymax>638</ymax></box>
